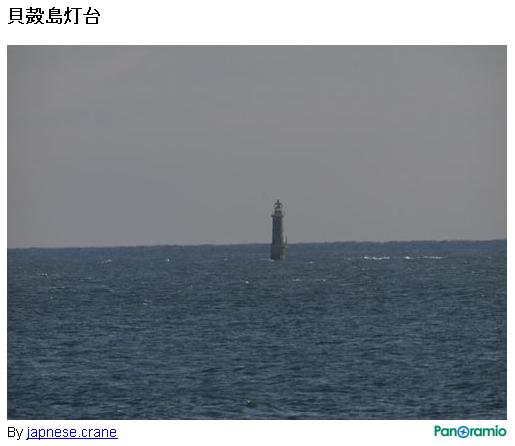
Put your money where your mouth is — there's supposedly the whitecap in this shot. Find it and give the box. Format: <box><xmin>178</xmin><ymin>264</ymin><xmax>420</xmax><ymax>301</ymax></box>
<box><xmin>404</xmin><ymin>255</ymin><xmax>444</xmax><ymax>260</ymax></box>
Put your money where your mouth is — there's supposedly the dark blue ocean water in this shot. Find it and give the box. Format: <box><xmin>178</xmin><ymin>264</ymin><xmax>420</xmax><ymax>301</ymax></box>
<box><xmin>8</xmin><ymin>241</ymin><xmax>506</xmax><ymax>419</ymax></box>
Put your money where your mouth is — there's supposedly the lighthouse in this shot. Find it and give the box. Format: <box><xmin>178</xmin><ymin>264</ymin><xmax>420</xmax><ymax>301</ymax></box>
<box><xmin>270</xmin><ymin>199</ymin><xmax>286</xmax><ymax>260</ymax></box>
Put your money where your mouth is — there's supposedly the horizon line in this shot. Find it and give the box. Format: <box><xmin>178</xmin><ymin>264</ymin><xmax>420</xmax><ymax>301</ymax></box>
<box><xmin>7</xmin><ymin>238</ymin><xmax>507</xmax><ymax>250</ymax></box>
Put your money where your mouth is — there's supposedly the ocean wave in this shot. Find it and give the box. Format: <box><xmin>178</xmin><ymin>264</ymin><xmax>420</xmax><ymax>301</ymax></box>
<box><xmin>403</xmin><ymin>256</ymin><xmax>444</xmax><ymax>260</ymax></box>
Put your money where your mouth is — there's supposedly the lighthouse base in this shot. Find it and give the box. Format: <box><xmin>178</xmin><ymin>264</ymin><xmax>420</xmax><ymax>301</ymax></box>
<box><xmin>270</xmin><ymin>244</ymin><xmax>286</xmax><ymax>261</ymax></box>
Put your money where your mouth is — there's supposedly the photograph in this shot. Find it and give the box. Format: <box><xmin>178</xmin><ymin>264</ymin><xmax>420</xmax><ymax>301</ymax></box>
<box><xmin>7</xmin><ymin>46</ymin><xmax>506</xmax><ymax>420</ymax></box>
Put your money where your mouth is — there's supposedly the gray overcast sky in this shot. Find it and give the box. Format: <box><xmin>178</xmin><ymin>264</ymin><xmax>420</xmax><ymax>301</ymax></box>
<box><xmin>8</xmin><ymin>46</ymin><xmax>506</xmax><ymax>248</ymax></box>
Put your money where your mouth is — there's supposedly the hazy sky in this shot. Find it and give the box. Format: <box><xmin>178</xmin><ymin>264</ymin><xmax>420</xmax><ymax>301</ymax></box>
<box><xmin>8</xmin><ymin>46</ymin><xmax>506</xmax><ymax>248</ymax></box>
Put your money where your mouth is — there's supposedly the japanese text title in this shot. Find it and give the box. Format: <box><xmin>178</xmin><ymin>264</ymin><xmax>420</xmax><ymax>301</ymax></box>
<box><xmin>8</xmin><ymin>7</ymin><xmax>100</xmax><ymax>24</ymax></box>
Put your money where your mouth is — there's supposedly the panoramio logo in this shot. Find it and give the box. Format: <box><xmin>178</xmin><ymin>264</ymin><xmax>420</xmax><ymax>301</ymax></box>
<box><xmin>434</xmin><ymin>425</ymin><xmax>507</xmax><ymax>438</ymax></box>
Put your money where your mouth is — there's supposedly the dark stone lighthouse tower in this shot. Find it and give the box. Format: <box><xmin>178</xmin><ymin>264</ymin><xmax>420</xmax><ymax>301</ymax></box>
<box><xmin>270</xmin><ymin>199</ymin><xmax>286</xmax><ymax>260</ymax></box>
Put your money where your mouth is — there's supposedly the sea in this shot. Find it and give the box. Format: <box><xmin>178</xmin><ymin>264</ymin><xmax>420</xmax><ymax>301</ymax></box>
<box><xmin>7</xmin><ymin>240</ymin><xmax>506</xmax><ymax>419</ymax></box>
